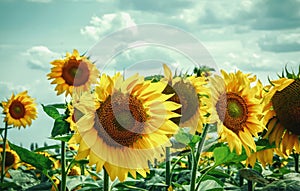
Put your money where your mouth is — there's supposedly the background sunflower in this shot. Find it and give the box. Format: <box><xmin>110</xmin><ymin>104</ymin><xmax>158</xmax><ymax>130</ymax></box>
<box><xmin>263</xmin><ymin>69</ymin><xmax>300</xmax><ymax>156</ymax></box>
<box><xmin>208</xmin><ymin>70</ymin><xmax>264</xmax><ymax>156</ymax></box>
<box><xmin>47</xmin><ymin>49</ymin><xmax>99</xmax><ymax>96</ymax></box>
<box><xmin>161</xmin><ymin>64</ymin><xmax>210</xmax><ymax>133</ymax></box>
<box><xmin>2</xmin><ymin>91</ymin><xmax>37</xmax><ymax>128</ymax></box>
<box><xmin>0</xmin><ymin>142</ymin><xmax>21</xmax><ymax>173</ymax></box>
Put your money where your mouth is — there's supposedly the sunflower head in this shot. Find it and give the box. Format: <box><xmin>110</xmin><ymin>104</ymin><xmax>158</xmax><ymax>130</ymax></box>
<box><xmin>161</xmin><ymin>64</ymin><xmax>210</xmax><ymax>133</ymax></box>
<box><xmin>2</xmin><ymin>91</ymin><xmax>37</xmax><ymax>128</ymax></box>
<box><xmin>0</xmin><ymin>143</ymin><xmax>21</xmax><ymax>171</ymax></box>
<box><xmin>263</xmin><ymin>66</ymin><xmax>300</xmax><ymax>155</ymax></box>
<box><xmin>68</xmin><ymin>165</ymin><xmax>81</xmax><ymax>176</ymax></box>
<box><xmin>70</xmin><ymin>72</ymin><xmax>181</xmax><ymax>181</ymax></box>
<box><xmin>47</xmin><ymin>49</ymin><xmax>99</xmax><ymax>96</ymax></box>
<box><xmin>208</xmin><ymin>70</ymin><xmax>264</xmax><ymax>156</ymax></box>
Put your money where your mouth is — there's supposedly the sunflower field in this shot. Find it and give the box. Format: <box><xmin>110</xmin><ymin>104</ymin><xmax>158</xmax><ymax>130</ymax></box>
<box><xmin>0</xmin><ymin>49</ymin><xmax>300</xmax><ymax>191</ymax></box>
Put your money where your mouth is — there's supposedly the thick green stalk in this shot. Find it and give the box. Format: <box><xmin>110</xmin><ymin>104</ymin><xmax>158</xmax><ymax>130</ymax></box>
<box><xmin>294</xmin><ymin>153</ymin><xmax>299</xmax><ymax>173</ymax></box>
<box><xmin>80</xmin><ymin>163</ymin><xmax>85</xmax><ymax>175</ymax></box>
<box><xmin>104</xmin><ymin>168</ymin><xmax>109</xmax><ymax>191</ymax></box>
<box><xmin>247</xmin><ymin>180</ymin><xmax>253</xmax><ymax>191</ymax></box>
<box><xmin>60</xmin><ymin>141</ymin><xmax>66</xmax><ymax>191</ymax></box>
<box><xmin>190</xmin><ymin>124</ymin><xmax>209</xmax><ymax>191</ymax></box>
<box><xmin>1</xmin><ymin>122</ymin><xmax>8</xmax><ymax>183</ymax></box>
<box><xmin>165</xmin><ymin>146</ymin><xmax>171</xmax><ymax>190</ymax></box>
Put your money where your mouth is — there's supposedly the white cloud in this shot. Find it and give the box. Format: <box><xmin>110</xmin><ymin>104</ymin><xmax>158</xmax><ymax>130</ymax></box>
<box><xmin>22</xmin><ymin>46</ymin><xmax>60</xmax><ymax>71</ymax></box>
<box><xmin>258</xmin><ymin>32</ymin><xmax>300</xmax><ymax>52</ymax></box>
<box><xmin>80</xmin><ymin>12</ymin><xmax>136</xmax><ymax>41</ymax></box>
<box><xmin>0</xmin><ymin>82</ymin><xmax>28</xmax><ymax>99</ymax></box>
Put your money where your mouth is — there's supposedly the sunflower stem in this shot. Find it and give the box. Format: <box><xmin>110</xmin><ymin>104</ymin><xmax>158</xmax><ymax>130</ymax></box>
<box><xmin>60</xmin><ymin>141</ymin><xmax>66</xmax><ymax>191</ymax></box>
<box><xmin>294</xmin><ymin>152</ymin><xmax>299</xmax><ymax>173</ymax></box>
<box><xmin>80</xmin><ymin>163</ymin><xmax>85</xmax><ymax>175</ymax></box>
<box><xmin>1</xmin><ymin>122</ymin><xmax>8</xmax><ymax>183</ymax></box>
<box><xmin>104</xmin><ymin>167</ymin><xmax>109</xmax><ymax>191</ymax></box>
<box><xmin>165</xmin><ymin>146</ymin><xmax>171</xmax><ymax>190</ymax></box>
<box><xmin>190</xmin><ymin>124</ymin><xmax>209</xmax><ymax>191</ymax></box>
<box><xmin>247</xmin><ymin>180</ymin><xmax>253</xmax><ymax>191</ymax></box>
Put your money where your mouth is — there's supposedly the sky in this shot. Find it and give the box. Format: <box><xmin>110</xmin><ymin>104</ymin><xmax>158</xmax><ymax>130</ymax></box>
<box><xmin>0</xmin><ymin>0</ymin><xmax>299</xmax><ymax>148</ymax></box>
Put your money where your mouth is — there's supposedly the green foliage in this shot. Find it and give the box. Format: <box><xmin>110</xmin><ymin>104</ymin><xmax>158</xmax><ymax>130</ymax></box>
<box><xmin>145</xmin><ymin>75</ymin><xmax>164</xmax><ymax>82</ymax></box>
<box><xmin>42</xmin><ymin>103</ymin><xmax>71</xmax><ymax>138</ymax></box>
<box><xmin>197</xmin><ymin>179</ymin><xmax>223</xmax><ymax>191</ymax></box>
<box><xmin>51</xmin><ymin>134</ymin><xmax>73</xmax><ymax>142</ymax></box>
<box><xmin>42</xmin><ymin>104</ymin><xmax>61</xmax><ymax>120</ymax></box>
<box><xmin>193</xmin><ymin>66</ymin><xmax>215</xmax><ymax>77</ymax></box>
<box><xmin>174</xmin><ymin>127</ymin><xmax>201</xmax><ymax>149</ymax></box>
<box><xmin>0</xmin><ymin>182</ymin><xmax>22</xmax><ymax>191</ymax></box>
<box><xmin>213</xmin><ymin>146</ymin><xmax>247</xmax><ymax>166</ymax></box>
<box><xmin>34</xmin><ymin>144</ymin><xmax>61</xmax><ymax>152</ymax></box>
<box><xmin>66</xmin><ymin>175</ymin><xmax>100</xmax><ymax>191</ymax></box>
<box><xmin>8</xmin><ymin>142</ymin><xmax>53</xmax><ymax>170</ymax></box>
<box><xmin>51</xmin><ymin>116</ymin><xmax>70</xmax><ymax>137</ymax></box>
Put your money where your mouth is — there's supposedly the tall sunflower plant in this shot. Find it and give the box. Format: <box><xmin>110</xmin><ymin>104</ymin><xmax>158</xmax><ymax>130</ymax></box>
<box><xmin>0</xmin><ymin>91</ymin><xmax>59</xmax><ymax>190</ymax></box>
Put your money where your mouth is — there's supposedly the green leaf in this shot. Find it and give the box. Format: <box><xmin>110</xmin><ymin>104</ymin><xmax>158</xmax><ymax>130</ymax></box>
<box><xmin>112</xmin><ymin>177</ymin><xmax>145</xmax><ymax>189</ymax></box>
<box><xmin>201</xmin><ymin>174</ymin><xmax>224</xmax><ymax>187</ymax></box>
<box><xmin>188</xmin><ymin>135</ymin><xmax>201</xmax><ymax>148</ymax></box>
<box><xmin>174</xmin><ymin>128</ymin><xmax>193</xmax><ymax>146</ymax></box>
<box><xmin>255</xmin><ymin>139</ymin><xmax>275</xmax><ymax>151</ymax></box>
<box><xmin>263</xmin><ymin>179</ymin><xmax>300</xmax><ymax>191</ymax></box>
<box><xmin>8</xmin><ymin>142</ymin><xmax>53</xmax><ymax>170</ymax></box>
<box><xmin>197</xmin><ymin>180</ymin><xmax>223</xmax><ymax>191</ymax></box>
<box><xmin>48</xmin><ymin>103</ymin><xmax>67</xmax><ymax>109</ymax></box>
<box><xmin>51</xmin><ymin>134</ymin><xmax>73</xmax><ymax>142</ymax></box>
<box><xmin>208</xmin><ymin>169</ymin><xmax>230</xmax><ymax>178</ymax></box>
<box><xmin>0</xmin><ymin>182</ymin><xmax>22</xmax><ymax>190</ymax></box>
<box><xmin>34</xmin><ymin>144</ymin><xmax>61</xmax><ymax>152</ymax></box>
<box><xmin>42</xmin><ymin>104</ymin><xmax>61</xmax><ymax>119</ymax></box>
<box><xmin>24</xmin><ymin>182</ymin><xmax>52</xmax><ymax>191</ymax></box>
<box><xmin>213</xmin><ymin>146</ymin><xmax>247</xmax><ymax>166</ymax></box>
<box><xmin>51</xmin><ymin>116</ymin><xmax>70</xmax><ymax>137</ymax></box>
<box><xmin>66</xmin><ymin>176</ymin><xmax>99</xmax><ymax>191</ymax></box>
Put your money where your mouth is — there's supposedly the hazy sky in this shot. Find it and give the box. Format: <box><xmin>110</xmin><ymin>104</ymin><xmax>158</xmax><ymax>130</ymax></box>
<box><xmin>1</xmin><ymin>0</ymin><xmax>299</xmax><ymax>148</ymax></box>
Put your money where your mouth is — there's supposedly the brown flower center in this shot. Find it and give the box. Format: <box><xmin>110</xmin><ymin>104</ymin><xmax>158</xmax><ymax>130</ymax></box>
<box><xmin>9</xmin><ymin>100</ymin><xmax>25</xmax><ymax>119</ymax></box>
<box><xmin>216</xmin><ymin>92</ymin><xmax>248</xmax><ymax>133</ymax></box>
<box><xmin>62</xmin><ymin>59</ymin><xmax>90</xmax><ymax>86</ymax></box>
<box><xmin>68</xmin><ymin>168</ymin><xmax>80</xmax><ymax>176</ymax></box>
<box><xmin>95</xmin><ymin>92</ymin><xmax>147</xmax><ymax>147</ymax></box>
<box><xmin>271</xmin><ymin>80</ymin><xmax>300</xmax><ymax>135</ymax></box>
<box><xmin>1</xmin><ymin>151</ymin><xmax>16</xmax><ymax>167</ymax></box>
<box><xmin>162</xmin><ymin>81</ymin><xmax>199</xmax><ymax>125</ymax></box>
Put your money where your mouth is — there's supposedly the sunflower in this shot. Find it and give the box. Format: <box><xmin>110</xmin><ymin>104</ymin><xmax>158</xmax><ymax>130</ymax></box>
<box><xmin>66</xmin><ymin>94</ymin><xmax>84</xmax><ymax>132</ymax></box>
<box><xmin>69</xmin><ymin>73</ymin><xmax>180</xmax><ymax>181</ymax></box>
<box><xmin>0</xmin><ymin>143</ymin><xmax>21</xmax><ymax>172</ymax></box>
<box><xmin>68</xmin><ymin>165</ymin><xmax>82</xmax><ymax>176</ymax></box>
<box><xmin>246</xmin><ymin>148</ymin><xmax>287</xmax><ymax>168</ymax></box>
<box><xmin>246</xmin><ymin>149</ymin><xmax>273</xmax><ymax>168</ymax></box>
<box><xmin>47</xmin><ymin>49</ymin><xmax>99</xmax><ymax>96</ymax></box>
<box><xmin>263</xmin><ymin>69</ymin><xmax>300</xmax><ymax>156</ymax></box>
<box><xmin>161</xmin><ymin>64</ymin><xmax>210</xmax><ymax>133</ymax></box>
<box><xmin>208</xmin><ymin>70</ymin><xmax>264</xmax><ymax>156</ymax></box>
<box><xmin>2</xmin><ymin>91</ymin><xmax>37</xmax><ymax>128</ymax></box>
